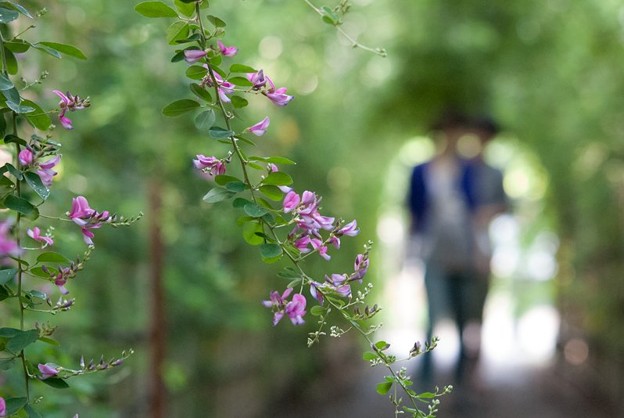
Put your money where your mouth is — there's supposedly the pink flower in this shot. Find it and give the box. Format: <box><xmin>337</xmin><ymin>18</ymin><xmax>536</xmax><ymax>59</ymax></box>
<box><xmin>285</xmin><ymin>293</ymin><xmax>307</xmax><ymax>325</ymax></box>
<box><xmin>263</xmin><ymin>287</ymin><xmax>293</xmax><ymax>326</ymax></box>
<box><xmin>246</xmin><ymin>116</ymin><xmax>270</xmax><ymax>136</ymax></box>
<box><xmin>193</xmin><ymin>154</ymin><xmax>226</xmax><ymax>176</ymax></box>
<box><xmin>67</xmin><ymin>196</ymin><xmax>111</xmax><ymax>245</ymax></box>
<box><xmin>18</xmin><ymin>148</ymin><xmax>34</xmax><ymax>166</ymax></box>
<box><xmin>265</xmin><ymin>87</ymin><xmax>294</xmax><ymax>106</ymax></box>
<box><xmin>37</xmin><ymin>155</ymin><xmax>61</xmax><ymax>187</ymax></box>
<box><xmin>53</xmin><ymin>90</ymin><xmax>90</xmax><ymax>130</ymax></box>
<box><xmin>202</xmin><ymin>71</ymin><xmax>235</xmax><ymax>103</ymax></box>
<box><xmin>283</xmin><ymin>191</ymin><xmax>300</xmax><ymax>213</ymax></box>
<box><xmin>217</xmin><ymin>40</ymin><xmax>238</xmax><ymax>57</ymax></box>
<box><xmin>310</xmin><ymin>281</ymin><xmax>324</xmax><ymax>304</ymax></box>
<box><xmin>326</xmin><ymin>273</ymin><xmax>352</xmax><ymax>298</ymax></box>
<box><xmin>247</xmin><ymin>70</ymin><xmax>267</xmax><ymax>89</ymax></box>
<box><xmin>27</xmin><ymin>227</ymin><xmax>54</xmax><ymax>248</ymax></box>
<box><xmin>0</xmin><ymin>396</ymin><xmax>5</xmax><ymax>417</ymax></box>
<box><xmin>184</xmin><ymin>49</ymin><xmax>207</xmax><ymax>63</ymax></box>
<box><xmin>38</xmin><ymin>363</ymin><xmax>59</xmax><ymax>379</ymax></box>
<box><xmin>336</xmin><ymin>220</ymin><xmax>359</xmax><ymax>237</ymax></box>
<box><xmin>351</xmin><ymin>253</ymin><xmax>370</xmax><ymax>282</ymax></box>
<box><xmin>0</xmin><ymin>220</ymin><xmax>20</xmax><ymax>257</ymax></box>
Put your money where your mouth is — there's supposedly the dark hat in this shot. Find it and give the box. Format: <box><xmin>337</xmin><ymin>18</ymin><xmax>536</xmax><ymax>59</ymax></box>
<box><xmin>472</xmin><ymin>115</ymin><xmax>500</xmax><ymax>135</ymax></box>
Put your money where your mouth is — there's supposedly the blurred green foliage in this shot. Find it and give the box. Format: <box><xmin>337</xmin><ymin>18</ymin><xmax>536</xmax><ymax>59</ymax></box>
<box><xmin>5</xmin><ymin>0</ymin><xmax>624</xmax><ymax>416</ymax></box>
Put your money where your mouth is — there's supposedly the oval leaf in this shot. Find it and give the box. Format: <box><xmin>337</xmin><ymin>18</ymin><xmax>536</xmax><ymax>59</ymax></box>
<box><xmin>41</xmin><ymin>377</ymin><xmax>70</xmax><ymax>389</ymax></box>
<box><xmin>135</xmin><ymin>1</ymin><xmax>178</xmax><ymax>18</ymax></box>
<box><xmin>203</xmin><ymin>187</ymin><xmax>234</xmax><ymax>203</ymax></box>
<box><xmin>194</xmin><ymin>109</ymin><xmax>215</xmax><ymax>131</ymax></box>
<box><xmin>243</xmin><ymin>202</ymin><xmax>268</xmax><ymax>218</ymax></box>
<box><xmin>162</xmin><ymin>99</ymin><xmax>200</xmax><ymax>117</ymax></box>
<box><xmin>4</xmin><ymin>194</ymin><xmax>38</xmax><ymax>217</ymax></box>
<box><xmin>37</xmin><ymin>42</ymin><xmax>86</xmax><ymax>60</ymax></box>
<box><xmin>0</xmin><ymin>267</ymin><xmax>17</xmax><ymax>285</ymax></box>
<box><xmin>208</xmin><ymin>127</ymin><xmax>234</xmax><ymax>139</ymax></box>
<box><xmin>262</xmin><ymin>172</ymin><xmax>293</xmax><ymax>186</ymax></box>
<box><xmin>260</xmin><ymin>243</ymin><xmax>282</xmax><ymax>259</ymax></box>
<box><xmin>6</xmin><ymin>329</ymin><xmax>39</xmax><ymax>354</ymax></box>
<box><xmin>24</xmin><ymin>172</ymin><xmax>49</xmax><ymax>200</ymax></box>
<box><xmin>36</xmin><ymin>252</ymin><xmax>71</xmax><ymax>264</ymax></box>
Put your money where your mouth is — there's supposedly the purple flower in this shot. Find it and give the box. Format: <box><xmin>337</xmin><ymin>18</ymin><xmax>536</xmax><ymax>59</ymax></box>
<box><xmin>193</xmin><ymin>154</ymin><xmax>226</xmax><ymax>176</ymax></box>
<box><xmin>326</xmin><ymin>273</ymin><xmax>352</xmax><ymax>298</ymax></box>
<box><xmin>0</xmin><ymin>220</ymin><xmax>20</xmax><ymax>257</ymax></box>
<box><xmin>217</xmin><ymin>40</ymin><xmax>238</xmax><ymax>57</ymax></box>
<box><xmin>247</xmin><ymin>70</ymin><xmax>267</xmax><ymax>89</ymax></box>
<box><xmin>310</xmin><ymin>281</ymin><xmax>324</xmax><ymax>304</ymax></box>
<box><xmin>184</xmin><ymin>49</ymin><xmax>207</xmax><ymax>63</ymax></box>
<box><xmin>265</xmin><ymin>87</ymin><xmax>294</xmax><ymax>106</ymax></box>
<box><xmin>37</xmin><ymin>155</ymin><xmax>61</xmax><ymax>187</ymax></box>
<box><xmin>246</xmin><ymin>116</ymin><xmax>270</xmax><ymax>136</ymax></box>
<box><xmin>352</xmin><ymin>253</ymin><xmax>370</xmax><ymax>282</ymax></box>
<box><xmin>337</xmin><ymin>220</ymin><xmax>359</xmax><ymax>237</ymax></box>
<box><xmin>18</xmin><ymin>148</ymin><xmax>34</xmax><ymax>166</ymax></box>
<box><xmin>38</xmin><ymin>363</ymin><xmax>59</xmax><ymax>379</ymax></box>
<box><xmin>67</xmin><ymin>196</ymin><xmax>111</xmax><ymax>245</ymax></box>
<box><xmin>0</xmin><ymin>396</ymin><xmax>5</xmax><ymax>417</ymax></box>
<box><xmin>263</xmin><ymin>288</ymin><xmax>293</xmax><ymax>326</ymax></box>
<box><xmin>283</xmin><ymin>191</ymin><xmax>300</xmax><ymax>213</ymax></box>
<box><xmin>285</xmin><ymin>293</ymin><xmax>307</xmax><ymax>325</ymax></box>
<box><xmin>27</xmin><ymin>227</ymin><xmax>54</xmax><ymax>248</ymax></box>
<box><xmin>53</xmin><ymin>90</ymin><xmax>90</xmax><ymax>130</ymax></box>
<box><xmin>202</xmin><ymin>71</ymin><xmax>235</xmax><ymax>103</ymax></box>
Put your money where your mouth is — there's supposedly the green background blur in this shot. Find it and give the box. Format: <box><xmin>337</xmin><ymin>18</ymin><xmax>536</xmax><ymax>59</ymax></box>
<box><xmin>3</xmin><ymin>0</ymin><xmax>624</xmax><ymax>416</ymax></box>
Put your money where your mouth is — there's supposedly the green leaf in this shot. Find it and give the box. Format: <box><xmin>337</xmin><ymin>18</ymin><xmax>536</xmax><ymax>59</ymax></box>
<box><xmin>4</xmin><ymin>39</ymin><xmax>31</xmax><ymax>53</ymax></box>
<box><xmin>230</xmin><ymin>95</ymin><xmax>248</xmax><ymax>109</ymax></box>
<box><xmin>262</xmin><ymin>172</ymin><xmax>293</xmax><ymax>186</ymax></box>
<box><xmin>232</xmin><ymin>197</ymin><xmax>252</xmax><ymax>208</ymax></box>
<box><xmin>162</xmin><ymin>99</ymin><xmax>200</xmax><ymax>117</ymax></box>
<box><xmin>376</xmin><ymin>381</ymin><xmax>393</xmax><ymax>395</ymax></box>
<box><xmin>5</xmin><ymin>397</ymin><xmax>27</xmax><ymax>415</ymax></box>
<box><xmin>0</xmin><ymin>5</ymin><xmax>18</xmax><ymax>23</ymax></box>
<box><xmin>0</xmin><ymin>268</ymin><xmax>17</xmax><ymax>285</ymax></box>
<box><xmin>4</xmin><ymin>48</ymin><xmax>17</xmax><ymax>74</ymax></box>
<box><xmin>22</xmin><ymin>100</ymin><xmax>52</xmax><ymax>131</ymax></box>
<box><xmin>202</xmin><ymin>187</ymin><xmax>234</xmax><ymax>203</ymax></box>
<box><xmin>0</xmin><ymin>285</ymin><xmax>8</xmax><ymax>301</ymax></box>
<box><xmin>37</xmin><ymin>42</ymin><xmax>87</xmax><ymax>60</ymax></box>
<box><xmin>362</xmin><ymin>351</ymin><xmax>378</xmax><ymax>361</ymax></box>
<box><xmin>0</xmin><ymin>73</ymin><xmax>13</xmax><ymax>90</ymax></box>
<box><xmin>38</xmin><ymin>337</ymin><xmax>60</xmax><ymax>346</ymax></box>
<box><xmin>29</xmin><ymin>266</ymin><xmax>52</xmax><ymax>278</ymax></box>
<box><xmin>2</xmin><ymin>86</ymin><xmax>20</xmax><ymax>105</ymax></box>
<box><xmin>166</xmin><ymin>21</ymin><xmax>190</xmax><ymax>44</ymax></box>
<box><xmin>225</xmin><ymin>181</ymin><xmax>246</xmax><ymax>192</ymax></box>
<box><xmin>228</xmin><ymin>76</ymin><xmax>252</xmax><ymax>87</ymax></box>
<box><xmin>208</xmin><ymin>127</ymin><xmax>234</xmax><ymax>139</ymax></box>
<box><xmin>31</xmin><ymin>43</ymin><xmax>61</xmax><ymax>59</ymax></box>
<box><xmin>242</xmin><ymin>221</ymin><xmax>264</xmax><ymax>246</ymax></box>
<box><xmin>207</xmin><ymin>15</ymin><xmax>226</xmax><ymax>28</ymax></box>
<box><xmin>4</xmin><ymin>194</ymin><xmax>38</xmax><ymax>218</ymax></box>
<box><xmin>265</xmin><ymin>156</ymin><xmax>297</xmax><ymax>165</ymax></box>
<box><xmin>259</xmin><ymin>185</ymin><xmax>283</xmax><ymax>201</ymax></box>
<box><xmin>310</xmin><ymin>305</ymin><xmax>326</xmax><ymax>317</ymax></box>
<box><xmin>0</xmin><ymin>327</ymin><xmax>20</xmax><ymax>337</ymax></box>
<box><xmin>214</xmin><ymin>175</ymin><xmax>241</xmax><ymax>186</ymax></box>
<box><xmin>6</xmin><ymin>100</ymin><xmax>35</xmax><ymax>114</ymax></box>
<box><xmin>374</xmin><ymin>340</ymin><xmax>390</xmax><ymax>350</ymax></box>
<box><xmin>41</xmin><ymin>377</ymin><xmax>70</xmax><ymax>389</ymax></box>
<box><xmin>25</xmin><ymin>404</ymin><xmax>43</xmax><ymax>418</ymax></box>
<box><xmin>416</xmin><ymin>392</ymin><xmax>436</xmax><ymax>399</ymax></box>
<box><xmin>174</xmin><ymin>0</ymin><xmax>195</xmax><ymax>17</ymax></box>
<box><xmin>260</xmin><ymin>243</ymin><xmax>282</xmax><ymax>259</ymax></box>
<box><xmin>194</xmin><ymin>109</ymin><xmax>215</xmax><ymax>131</ymax></box>
<box><xmin>4</xmin><ymin>1</ymin><xmax>32</xmax><ymax>18</ymax></box>
<box><xmin>230</xmin><ymin>64</ymin><xmax>257</xmax><ymax>73</ymax></box>
<box><xmin>24</xmin><ymin>172</ymin><xmax>49</xmax><ymax>200</ymax></box>
<box><xmin>190</xmin><ymin>83</ymin><xmax>212</xmax><ymax>102</ymax></box>
<box><xmin>243</xmin><ymin>202</ymin><xmax>268</xmax><ymax>218</ymax></box>
<box><xmin>0</xmin><ymin>357</ymin><xmax>16</xmax><ymax>370</ymax></box>
<box><xmin>134</xmin><ymin>1</ymin><xmax>178</xmax><ymax>18</ymax></box>
<box><xmin>3</xmin><ymin>134</ymin><xmax>27</xmax><ymax>146</ymax></box>
<box><xmin>185</xmin><ymin>64</ymin><xmax>207</xmax><ymax>80</ymax></box>
<box><xmin>36</xmin><ymin>252</ymin><xmax>71</xmax><ymax>264</ymax></box>
<box><xmin>6</xmin><ymin>329</ymin><xmax>39</xmax><ymax>354</ymax></box>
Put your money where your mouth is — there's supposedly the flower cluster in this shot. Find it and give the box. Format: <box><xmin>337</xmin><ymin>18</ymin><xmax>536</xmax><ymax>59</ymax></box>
<box><xmin>283</xmin><ymin>190</ymin><xmax>359</xmax><ymax>261</ymax></box>
<box><xmin>262</xmin><ymin>287</ymin><xmax>307</xmax><ymax>326</ymax></box>
<box><xmin>310</xmin><ymin>251</ymin><xmax>370</xmax><ymax>304</ymax></box>
<box><xmin>18</xmin><ymin>148</ymin><xmax>61</xmax><ymax>187</ymax></box>
<box><xmin>193</xmin><ymin>154</ymin><xmax>228</xmax><ymax>177</ymax></box>
<box><xmin>246</xmin><ymin>69</ymin><xmax>294</xmax><ymax>106</ymax></box>
<box><xmin>52</xmin><ymin>90</ymin><xmax>90</xmax><ymax>130</ymax></box>
<box><xmin>67</xmin><ymin>196</ymin><xmax>112</xmax><ymax>245</ymax></box>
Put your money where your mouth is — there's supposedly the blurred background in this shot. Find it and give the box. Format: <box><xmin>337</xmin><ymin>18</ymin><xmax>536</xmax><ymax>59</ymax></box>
<box><xmin>4</xmin><ymin>0</ymin><xmax>624</xmax><ymax>416</ymax></box>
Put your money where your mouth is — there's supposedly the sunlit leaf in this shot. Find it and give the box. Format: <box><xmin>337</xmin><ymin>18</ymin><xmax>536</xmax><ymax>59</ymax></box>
<box><xmin>134</xmin><ymin>1</ymin><xmax>178</xmax><ymax>18</ymax></box>
<box><xmin>162</xmin><ymin>99</ymin><xmax>200</xmax><ymax>117</ymax></box>
<box><xmin>37</xmin><ymin>42</ymin><xmax>87</xmax><ymax>60</ymax></box>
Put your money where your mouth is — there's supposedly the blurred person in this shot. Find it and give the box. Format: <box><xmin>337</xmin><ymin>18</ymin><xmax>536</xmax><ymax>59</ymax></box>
<box><xmin>407</xmin><ymin>111</ymin><xmax>478</xmax><ymax>386</ymax></box>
